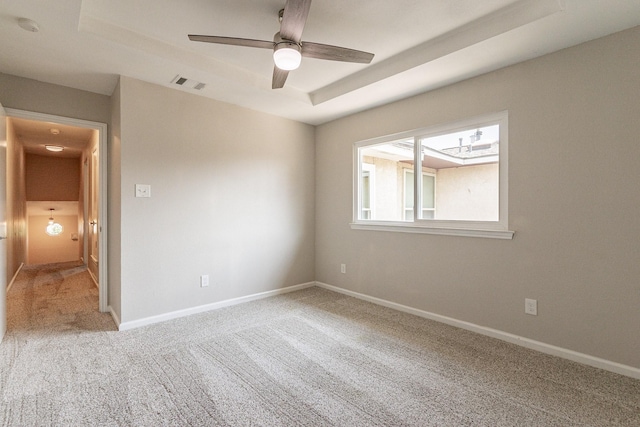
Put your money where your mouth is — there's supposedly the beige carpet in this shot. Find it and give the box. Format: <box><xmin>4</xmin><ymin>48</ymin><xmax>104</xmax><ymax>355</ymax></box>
<box><xmin>1</xmin><ymin>262</ymin><xmax>639</xmax><ymax>426</ymax></box>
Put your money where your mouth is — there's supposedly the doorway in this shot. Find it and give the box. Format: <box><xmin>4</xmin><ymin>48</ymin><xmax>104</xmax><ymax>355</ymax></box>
<box><xmin>5</xmin><ymin>109</ymin><xmax>108</xmax><ymax>312</ymax></box>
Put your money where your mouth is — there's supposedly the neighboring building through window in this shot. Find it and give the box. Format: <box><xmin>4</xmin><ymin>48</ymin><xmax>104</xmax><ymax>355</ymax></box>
<box><xmin>353</xmin><ymin>111</ymin><xmax>512</xmax><ymax>239</ymax></box>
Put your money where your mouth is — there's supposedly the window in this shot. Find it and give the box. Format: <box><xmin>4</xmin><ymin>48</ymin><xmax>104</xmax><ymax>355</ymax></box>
<box><xmin>361</xmin><ymin>163</ymin><xmax>375</xmax><ymax>220</ymax></box>
<box><xmin>404</xmin><ymin>170</ymin><xmax>435</xmax><ymax>220</ymax></box>
<box><xmin>353</xmin><ymin>111</ymin><xmax>513</xmax><ymax>239</ymax></box>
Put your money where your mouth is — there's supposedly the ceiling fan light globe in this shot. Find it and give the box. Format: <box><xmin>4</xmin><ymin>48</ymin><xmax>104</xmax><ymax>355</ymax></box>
<box><xmin>273</xmin><ymin>44</ymin><xmax>301</xmax><ymax>70</ymax></box>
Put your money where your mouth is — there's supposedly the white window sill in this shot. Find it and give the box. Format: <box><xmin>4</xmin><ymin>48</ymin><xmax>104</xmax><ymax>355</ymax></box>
<box><xmin>350</xmin><ymin>222</ymin><xmax>515</xmax><ymax>240</ymax></box>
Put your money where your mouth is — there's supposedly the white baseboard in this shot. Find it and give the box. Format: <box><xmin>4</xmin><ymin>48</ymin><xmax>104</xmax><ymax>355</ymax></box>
<box><xmin>87</xmin><ymin>268</ymin><xmax>98</xmax><ymax>289</ymax></box>
<box><xmin>6</xmin><ymin>263</ymin><xmax>24</xmax><ymax>293</ymax></box>
<box><xmin>109</xmin><ymin>306</ymin><xmax>121</xmax><ymax>328</ymax></box>
<box><xmin>117</xmin><ymin>282</ymin><xmax>316</xmax><ymax>332</ymax></box>
<box><xmin>315</xmin><ymin>281</ymin><xmax>640</xmax><ymax>380</ymax></box>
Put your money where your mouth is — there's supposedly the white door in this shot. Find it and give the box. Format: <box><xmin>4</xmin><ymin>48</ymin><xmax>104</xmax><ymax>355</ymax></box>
<box><xmin>0</xmin><ymin>104</ymin><xmax>8</xmax><ymax>342</ymax></box>
<box><xmin>88</xmin><ymin>148</ymin><xmax>99</xmax><ymax>281</ymax></box>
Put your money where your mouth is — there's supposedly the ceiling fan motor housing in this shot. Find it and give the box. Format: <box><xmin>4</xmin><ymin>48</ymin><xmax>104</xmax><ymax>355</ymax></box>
<box><xmin>273</xmin><ymin>32</ymin><xmax>302</xmax><ymax>70</ymax></box>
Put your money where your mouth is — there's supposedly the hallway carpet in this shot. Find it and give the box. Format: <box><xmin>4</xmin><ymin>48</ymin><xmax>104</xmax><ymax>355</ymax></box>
<box><xmin>1</xmin><ymin>262</ymin><xmax>639</xmax><ymax>426</ymax></box>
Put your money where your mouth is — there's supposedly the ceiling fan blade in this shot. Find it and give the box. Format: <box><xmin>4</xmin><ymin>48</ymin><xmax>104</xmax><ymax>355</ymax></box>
<box><xmin>280</xmin><ymin>0</ymin><xmax>312</xmax><ymax>43</ymax></box>
<box><xmin>272</xmin><ymin>66</ymin><xmax>289</xmax><ymax>89</ymax></box>
<box><xmin>188</xmin><ymin>35</ymin><xmax>274</xmax><ymax>50</ymax></box>
<box><xmin>301</xmin><ymin>42</ymin><xmax>374</xmax><ymax>63</ymax></box>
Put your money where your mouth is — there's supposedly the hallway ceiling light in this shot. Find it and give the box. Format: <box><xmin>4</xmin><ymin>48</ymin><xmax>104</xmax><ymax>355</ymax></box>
<box><xmin>50</xmin><ymin>128</ymin><xmax>60</xmax><ymax>135</ymax></box>
<box><xmin>45</xmin><ymin>145</ymin><xmax>64</xmax><ymax>152</ymax></box>
<box><xmin>46</xmin><ymin>209</ymin><xmax>63</xmax><ymax>236</ymax></box>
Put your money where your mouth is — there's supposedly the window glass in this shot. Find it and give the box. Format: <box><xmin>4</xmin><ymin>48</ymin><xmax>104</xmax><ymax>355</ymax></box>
<box><xmin>353</xmin><ymin>111</ymin><xmax>510</xmax><ymax>238</ymax></box>
<box><xmin>360</xmin><ymin>139</ymin><xmax>414</xmax><ymax>222</ymax></box>
<box><xmin>418</xmin><ymin>124</ymin><xmax>499</xmax><ymax>221</ymax></box>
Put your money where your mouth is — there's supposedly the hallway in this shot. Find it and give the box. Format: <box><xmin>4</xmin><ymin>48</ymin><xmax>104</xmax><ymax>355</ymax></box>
<box><xmin>1</xmin><ymin>262</ymin><xmax>118</xmax><ymax>425</ymax></box>
<box><xmin>6</xmin><ymin>261</ymin><xmax>114</xmax><ymax>333</ymax></box>
<box><xmin>3</xmin><ymin>109</ymin><xmax>108</xmax><ymax>319</ymax></box>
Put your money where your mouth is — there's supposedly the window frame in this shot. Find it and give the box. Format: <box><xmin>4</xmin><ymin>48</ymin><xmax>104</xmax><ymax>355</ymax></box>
<box><xmin>360</xmin><ymin>163</ymin><xmax>376</xmax><ymax>220</ymax></box>
<box><xmin>352</xmin><ymin>111</ymin><xmax>514</xmax><ymax>239</ymax></box>
<box><xmin>403</xmin><ymin>169</ymin><xmax>436</xmax><ymax>221</ymax></box>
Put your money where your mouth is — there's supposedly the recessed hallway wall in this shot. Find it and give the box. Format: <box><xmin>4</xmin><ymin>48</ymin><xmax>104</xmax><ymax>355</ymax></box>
<box><xmin>27</xmin><ymin>211</ymin><xmax>79</xmax><ymax>265</ymax></box>
<box><xmin>24</xmin><ymin>153</ymin><xmax>82</xmax><ymax>265</ymax></box>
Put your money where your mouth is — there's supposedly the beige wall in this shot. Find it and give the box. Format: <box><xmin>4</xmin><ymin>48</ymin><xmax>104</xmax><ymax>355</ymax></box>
<box><xmin>6</xmin><ymin>120</ymin><xmax>27</xmax><ymax>283</ymax></box>
<box><xmin>115</xmin><ymin>77</ymin><xmax>315</xmax><ymax>323</ymax></box>
<box><xmin>315</xmin><ymin>26</ymin><xmax>640</xmax><ymax>369</ymax></box>
<box><xmin>27</xmin><ymin>214</ymin><xmax>79</xmax><ymax>265</ymax></box>
<box><xmin>0</xmin><ymin>73</ymin><xmax>110</xmax><ymax>124</ymax></box>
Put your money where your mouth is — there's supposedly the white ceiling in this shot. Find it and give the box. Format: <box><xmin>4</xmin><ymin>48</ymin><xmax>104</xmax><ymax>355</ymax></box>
<box><xmin>1</xmin><ymin>0</ymin><xmax>639</xmax><ymax>125</ymax></box>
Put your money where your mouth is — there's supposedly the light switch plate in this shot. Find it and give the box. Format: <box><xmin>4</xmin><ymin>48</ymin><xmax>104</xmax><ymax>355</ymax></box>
<box><xmin>135</xmin><ymin>184</ymin><xmax>151</xmax><ymax>198</ymax></box>
<box><xmin>200</xmin><ymin>275</ymin><xmax>209</xmax><ymax>287</ymax></box>
<box><xmin>525</xmin><ymin>298</ymin><xmax>538</xmax><ymax>316</ymax></box>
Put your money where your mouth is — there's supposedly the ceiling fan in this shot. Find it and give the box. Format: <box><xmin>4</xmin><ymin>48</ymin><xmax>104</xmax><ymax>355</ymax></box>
<box><xmin>188</xmin><ymin>0</ymin><xmax>374</xmax><ymax>89</ymax></box>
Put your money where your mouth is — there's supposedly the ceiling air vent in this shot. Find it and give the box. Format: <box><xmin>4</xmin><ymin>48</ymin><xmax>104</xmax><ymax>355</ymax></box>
<box><xmin>171</xmin><ymin>75</ymin><xmax>206</xmax><ymax>91</ymax></box>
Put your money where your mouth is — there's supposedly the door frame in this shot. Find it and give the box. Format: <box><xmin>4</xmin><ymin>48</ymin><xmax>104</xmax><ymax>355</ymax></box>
<box><xmin>6</xmin><ymin>108</ymin><xmax>109</xmax><ymax>312</ymax></box>
<box><xmin>0</xmin><ymin>103</ymin><xmax>8</xmax><ymax>342</ymax></box>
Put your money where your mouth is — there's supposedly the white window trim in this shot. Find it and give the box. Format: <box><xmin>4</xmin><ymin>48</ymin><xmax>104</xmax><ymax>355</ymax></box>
<box><xmin>404</xmin><ymin>168</ymin><xmax>436</xmax><ymax>221</ymax></box>
<box><xmin>352</xmin><ymin>111</ymin><xmax>514</xmax><ymax>240</ymax></box>
<box><xmin>361</xmin><ymin>163</ymin><xmax>376</xmax><ymax>220</ymax></box>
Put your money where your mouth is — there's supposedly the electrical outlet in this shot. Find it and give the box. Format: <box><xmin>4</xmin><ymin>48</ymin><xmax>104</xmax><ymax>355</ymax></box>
<box><xmin>200</xmin><ymin>275</ymin><xmax>209</xmax><ymax>288</ymax></box>
<box><xmin>525</xmin><ymin>298</ymin><xmax>537</xmax><ymax>316</ymax></box>
<box><xmin>135</xmin><ymin>184</ymin><xmax>151</xmax><ymax>198</ymax></box>
<box><xmin>340</xmin><ymin>264</ymin><xmax>346</xmax><ymax>274</ymax></box>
